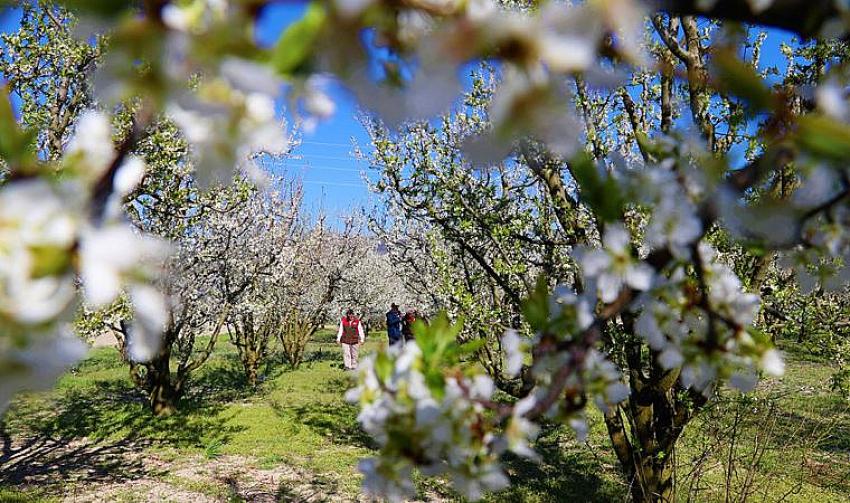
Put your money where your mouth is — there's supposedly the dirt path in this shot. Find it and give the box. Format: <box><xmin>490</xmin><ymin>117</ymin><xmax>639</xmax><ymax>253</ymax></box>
<box><xmin>64</xmin><ymin>453</ymin><xmax>354</xmax><ymax>502</ymax></box>
<box><xmin>1</xmin><ymin>434</ymin><xmax>361</xmax><ymax>502</ymax></box>
<box><xmin>90</xmin><ymin>331</ymin><xmax>118</xmax><ymax>348</ymax></box>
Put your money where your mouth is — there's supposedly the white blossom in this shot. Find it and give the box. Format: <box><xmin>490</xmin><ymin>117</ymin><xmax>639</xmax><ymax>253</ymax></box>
<box><xmin>569</xmin><ymin>417</ymin><xmax>589</xmax><ymax>443</ymax></box>
<box><xmin>584</xmin><ymin>349</ymin><xmax>629</xmax><ymax>413</ymax></box>
<box><xmin>537</xmin><ymin>3</ymin><xmax>603</xmax><ymax>73</ymax></box>
<box><xmin>127</xmin><ymin>284</ymin><xmax>169</xmax><ymax>362</ymax></box>
<box><xmin>168</xmin><ymin>89</ymin><xmax>288</xmax><ymax>188</ymax></box>
<box><xmin>334</xmin><ymin>0</ymin><xmax>376</xmax><ymax>19</ymax></box>
<box><xmin>501</xmin><ymin>329</ymin><xmax>523</xmax><ymax>377</ymax></box>
<box><xmin>66</xmin><ymin>110</ymin><xmax>115</xmax><ymax>178</ymax></box>
<box><xmin>359</xmin><ymin>458</ymin><xmax>415</xmax><ymax>503</ymax></box>
<box><xmin>793</xmin><ymin>165</ymin><xmax>841</xmax><ymax>208</ymax></box>
<box><xmin>79</xmin><ymin>225</ymin><xmax>168</xmax><ymax>308</ymax></box>
<box><xmin>645</xmin><ymin>196</ymin><xmax>702</xmax><ymax>256</ymax></box>
<box><xmin>761</xmin><ymin>349</ymin><xmax>785</xmax><ymax>376</ymax></box>
<box><xmin>681</xmin><ymin>361</ymin><xmax>718</xmax><ymax>393</ymax></box>
<box><xmin>746</xmin><ymin>0</ymin><xmax>775</xmax><ymax>14</ymax></box>
<box><xmin>113</xmin><ymin>156</ymin><xmax>147</xmax><ymax>196</ymax></box>
<box><xmin>658</xmin><ymin>347</ymin><xmax>684</xmax><ymax>370</ymax></box>
<box><xmin>706</xmin><ymin>266</ymin><xmax>760</xmax><ymax>327</ymax></box>
<box><xmin>220</xmin><ymin>58</ymin><xmax>282</xmax><ymax>97</ymax></box>
<box><xmin>303</xmin><ymin>76</ymin><xmax>336</xmax><ymax>120</ymax></box>
<box><xmin>605</xmin><ymin>382</ymin><xmax>630</xmax><ymax>404</ymax></box>
<box><xmin>0</xmin><ymin>180</ymin><xmax>77</xmax><ymax>324</ymax></box>
<box><xmin>161</xmin><ymin>4</ymin><xmax>190</xmax><ymax>31</ymax></box>
<box><xmin>816</xmin><ymin>81</ymin><xmax>848</xmax><ymax>119</ymax></box>
<box><xmin>550</xmin><ymin>284</ymin><xmax>595</xmax><ymax>331</ymax></box>
<box><xmin>452</xmin><ymin>463</ymin><xmax>509</xmax><ymax>501</ymax></box>
<box><xmin>580</xmin><ymin>224</ymin><xmax>654</xmax><ymax>303</ymax></box>
<box><xmin>484</xmin><ymin>71</ymin><xmax>581</xmax><ymax>160</ymax></box>
<box><xmin>0</xmin><ymin>326</ymin><xmax>87</xmax><ymax>413</ymax></box>
<box><xmin>504</xmin><ymin>393</ymin><xmax>540</xmax><ymax>459</ymax></box>
<box><xmin>728</xmin><ymin>371</ymin><xmax>758</xmax><ymax>392</ymax></box>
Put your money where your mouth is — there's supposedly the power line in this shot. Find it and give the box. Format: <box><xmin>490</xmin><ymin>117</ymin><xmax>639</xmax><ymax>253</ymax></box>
<box><xmin>298</xmin><ymin>153</ymin><xmax>358</xmax><ymax>161</ymax></box>
<box><xmin>284</xmin><ymin>163</ymin><xmax>366</xmax><ymax>173</ymax></box>
<box><xmin>300</xmin><ymin>140</ymin><xmax>354</xmax><ymax>147</ymax></box>
<box><xmin>302</xmin><ymin>179</ymin><xmax>368</xmax><ymax>187</ymax></box>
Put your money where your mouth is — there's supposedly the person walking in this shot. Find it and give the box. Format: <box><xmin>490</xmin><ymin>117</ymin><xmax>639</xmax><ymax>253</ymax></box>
<box><xmin>386</xmin><ymin>303</ymin><xmax>403</xmax><ymax>346</ymax></box>
<box><xmin>336</xmin><ymin>309</ymin><xmax>365</xmax><ymax>370</ymax></box>
<box><xmin>401</xmin><ymin>309</ymin><xmax>417</xmax><ymax>343</ymax></box>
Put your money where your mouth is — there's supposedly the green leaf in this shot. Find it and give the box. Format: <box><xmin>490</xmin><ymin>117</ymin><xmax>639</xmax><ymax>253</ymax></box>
<box><xmin>797</xmin><ymin>114</ymin><xmax>850</xmax><ymax>161</ymax></box>
<box><xmin>712</xmin><ymin>51</ymin><xmax>774</xmax><ymax>113</ymax></box>
<box><xmin>522</xmin><ymin>276</ymin><xmax>550</xmax><ymax>331</ymax></box>
<box><xmin>270</xmin><ymin>1</ymin><xmax>327</xmax><ymax>76</ymax></box>
<box><xmin>374</xmin><ymin>351</ymin><xmax>393</xmax><ymax>382</ymax></box>
<box><xmin>569</xmin><ymin>152</ymin><xmax>624</xmax><ymax>223</ymax></box>
<box><xmin>29</xmin><ymin>245</ymin><xmax>72</xmax><ymax>278</ymax></box>
<box><xmin>745</xmin><ymin>327</ymin><xmax>772</xmax><ymax>348</ymax></box>
<box><xmin>0</xmin><ymin>87</ymin><xmax>36</xmax><ymax>169</ymax></box>
<box><xmin>457</xmin><ymin>338</ymin><xmax>486</xmax><ymax>355</ymax></box>
<box><xmin>424</xmin><ymin>369</ymin><xmax>446</xmax><ymax>398</ymax></box>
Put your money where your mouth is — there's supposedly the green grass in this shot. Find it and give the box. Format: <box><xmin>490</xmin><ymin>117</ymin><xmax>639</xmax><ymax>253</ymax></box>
<box><xmin>0</xmin><ymin>487</ymin><xmax>58</xmax><ymax>503</ymax></box>
<box><xmin>1</xmin><ymin>333</ymin><xmax>848</xmax><ymax>502</ymax></box>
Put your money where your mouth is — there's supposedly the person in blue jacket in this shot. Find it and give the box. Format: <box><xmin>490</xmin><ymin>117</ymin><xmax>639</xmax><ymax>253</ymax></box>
<box><xmin>386</xmin><ymin>303</ymin><xmax>403</xmax><ymax>346</ymax></box>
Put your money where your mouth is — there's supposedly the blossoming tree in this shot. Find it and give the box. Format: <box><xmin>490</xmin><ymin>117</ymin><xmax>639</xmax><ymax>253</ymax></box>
<box><xmin>1</xmin><ymin>0</ymin><xmax>849</xmax><ymax>502</ymax></box>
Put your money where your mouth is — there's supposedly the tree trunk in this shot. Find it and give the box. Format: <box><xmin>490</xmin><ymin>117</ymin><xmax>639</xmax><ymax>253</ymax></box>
<box><xmin>630</xmin><ymin>456</ymin><xmax>675</xmax><ymax>503</ymax></box>
<box><xmin>146</xmin><ymin>344</ymin><xmax>181</xmax><ymax>416</ymax></box>
<box><xmin>606</xmin><ymin>403</ymin><xmax>678</xmax><ymax>503</ymax></box>
<box><xmin>149</xmin><ymin>378</ymin><xmax>179</xmax><ymax>416</ymax></box>
<box><xmin>604</xmin><ymin>337</ymin><xmax>705</xmax><ymax>503</ymax></box>
<box><xmin>244</xmin><ymin>350</ymin><xmax>259</xmax><ymax>388</ymax></box>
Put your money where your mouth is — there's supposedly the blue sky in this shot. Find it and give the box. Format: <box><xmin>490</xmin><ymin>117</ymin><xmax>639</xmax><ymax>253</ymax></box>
<box><xmin>0</xmin><ymin>3</ymin><xmax>374</xmax><ymax>215</ymax></box>
<box><xmin>2</xmin><ymin>4</ymin><xmax>799</xmax><ymax>214</ymax></box>
<box><xmin>255</xmin><ymin>3</ymin><xmax>373</xmax><ymax>215</ymax></box>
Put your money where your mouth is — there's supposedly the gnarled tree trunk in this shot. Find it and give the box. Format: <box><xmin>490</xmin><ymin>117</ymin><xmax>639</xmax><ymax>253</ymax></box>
<box><xmin>603</xmin><ymin>339</ymin><xmax>708</xmax><ymax>503</ymax></box>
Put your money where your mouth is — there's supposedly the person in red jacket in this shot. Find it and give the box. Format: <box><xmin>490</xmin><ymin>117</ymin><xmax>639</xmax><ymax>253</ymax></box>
<box><xmin>401</xmin><ymin>309</ymin><xmax>417</xmax><ymax>342</ymax></box>
<box><xmin>336</xmin><ymin>308</ymin><xmax>365</xmax><ymax>370</ymax></box>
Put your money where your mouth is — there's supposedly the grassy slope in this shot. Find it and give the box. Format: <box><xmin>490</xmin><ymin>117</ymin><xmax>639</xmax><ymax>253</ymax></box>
<box><xmin>1</xmin><ymin>332</ymin><xmax>848</xmax><ymax>502</ymax></box>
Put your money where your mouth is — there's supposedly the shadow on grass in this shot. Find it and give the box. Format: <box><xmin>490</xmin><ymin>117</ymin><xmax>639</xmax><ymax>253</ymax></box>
<box><xmin>275</xmin><ymin>472</ymin><xmax>343</xmax><ymax>502</ymax></box>
<box><xmin>766</xmin><ymin>405</ymin><xmax>850</xmax><ymax>455</ymax></box>
<box><xmin>187</xmin><ymin>357</ymin><xmax>259</xmax><ymax>402</ymax></box>
<box><xmin>0</xmin><ymin>422</ymin><xmax>153</xmax><ymax>487</ymax></box>
<box><xmin>408</xmin><ymin>424</ymin><xmax>625</xmax><ymax>502</ymax></box>
<box><xmin>302</xmin><ymin>347</ymin><xmax>342</xmax><ymax>365</ymax></box>
<box><xmin>310</xmin><ymin>330</ymin><xmax>338</xmax><ymax>344</ymax></box>
<box><xmin>484</xmin><ymin>425</ymin><xmax>625</xmax><ymax>503</ymax></box>
<box><xmin>270</xmin><ymin>397</ymin><xmax>376</xmax><ymax>451</ymax></box>
<box><xmin>261</xmin><ymin>348</ymin><xmax>351</xmax><ymax>379</ymax></box>
<box><xmin>33</xmin><ymin>380</ymin><xmax>240</xmax><ymax>445</ymax></box>
<box><xmin>1</xmin><ymin>377</ymin><xmax>245</xmax><ymax>490</ymax></box>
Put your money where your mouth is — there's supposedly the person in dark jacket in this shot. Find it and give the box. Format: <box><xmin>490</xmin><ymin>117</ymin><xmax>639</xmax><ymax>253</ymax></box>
<box><xmin>386</xmin><ymin>303</ymin><xmax>403</xmax><ymax>346</ymax></box>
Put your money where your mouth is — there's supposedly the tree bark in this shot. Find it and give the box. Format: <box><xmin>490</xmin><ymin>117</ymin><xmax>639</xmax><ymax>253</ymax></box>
<box><xmin>631</xmin><ymin>456</ymin><xmax>675</xmax><ymax>503</ymax></box>
<box><xmin>602</xmin><ymin>332</ymin><xmax>706</xmax><ymax>503</ymax></box>
<box><xmin>605</xmin><ymin>399</ymin><xmax>680</xmax><ymax>503</ymax></box>
<box><xmin>244</xmin><ymin>350</ymin><xmax>259</xmax><ymax>388</ymax></box>
<box><xmin>149</xmin><ymin>377</ymin><xmax>179</xmax><ymax>417</ymax></box>
<box><xmin>146</xmin><ymin>339</ymin><xmax>181</xmax><ymax>416</ymax></box>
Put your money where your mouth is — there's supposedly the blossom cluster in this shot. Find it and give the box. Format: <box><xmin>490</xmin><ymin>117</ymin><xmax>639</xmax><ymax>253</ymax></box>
<box><xmin>634</xmin><ymin>242</ymin><xmax>782</xmax><ymax>393</ymax></box>
<box><xmin>0</xmin><ymin>111</ymin><xmax>167</xmax><ymax>411</ymax></box>
<box><xmin>629</xmin><ymin>163</ymin><xmax>703</xmax><ymax>259</ymax></box>
<box><xmin>346</xmin><ymin>318</ymin><xmax>538</xmax><ymax>501</ymax></box>
<box><xmin>516</xmin><ymin>282</ymin><xmax>630</xmax><ymax>440</ymax></box>
<box><xmin>0</xmin><ymin>0</ymin><xmax>649</xmax><ymax>412</ymax></box>
<box><xmin>3</xmin><ymin>0</ymin><xmax>850</xmax><ymax>500</ymax></box>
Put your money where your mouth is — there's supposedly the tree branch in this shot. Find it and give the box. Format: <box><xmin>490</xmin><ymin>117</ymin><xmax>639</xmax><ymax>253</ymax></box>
<box><xmin>655</xmin><ymin>0</ymin><xmax>840</xmax><ymax>39</ymax></box>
